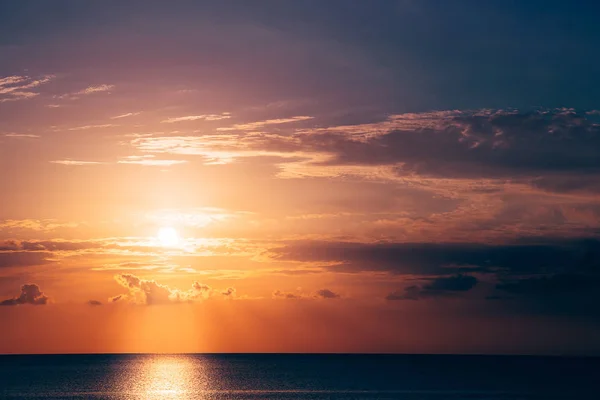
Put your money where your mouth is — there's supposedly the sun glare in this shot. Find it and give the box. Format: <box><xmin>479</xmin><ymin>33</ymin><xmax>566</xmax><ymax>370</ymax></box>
<box><xmin>157</xmin><ymin>227</ymin><xmax>180</xmax><ymax>247</ymax></box>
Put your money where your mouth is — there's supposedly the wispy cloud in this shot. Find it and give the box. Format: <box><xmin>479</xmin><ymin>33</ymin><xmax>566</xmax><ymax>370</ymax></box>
<box><xmin>118</xmin><ymin>159</ymin><xmax>187</xmax><ymax>166</ymax></box>
<box><xmin>68</xmin><ymin>124</ymin><xmax>117</xmax><ymax>131</ymax></box>
<box><xmin>272</xmin><ymin>288</ymin><xmax>341</xmax><ymax>300</ymax></box>
<box><xmin>0</xmin><ymin>92</ymin><xmax>38</xmax><ymax>102</ymax></box>
<box><xmin>0</xmin><ymin>219</ymin><xmax>78</xmax><ymax>231</ymax></box>
<box><xmin>144</xmin><ymin>207</ymin><xmax>246</xmax><ymax>228</ymax></box>
<box><xmin>75</xmin><ymin>84</ymin><xmax>114</xmax><ymax>95</ymax></box>
<box><xmin>386</xmin><ymin>275</ymin><xmax>478</xmax><ymax>301</ymax></box>
<box><xmin>92</xmin><ymin>261</ymin><xmax>196</xmax><ymax>273</ymax></box>
<box><xmin>4</xmin><ymin>133</ymin><xmax>40</xmax><ymax>138</ymax></box>
<box><xmin>0</xmin><ymin>76</ymin><xmax>27</xmax><ymax>86</ymax></box>
<box><xmin>111</xmin><ymin>112</ymin><xmax>141</xmax><ymax>119</ymax></box>
<box><xmin>0</xmin><ymin>75</ymin><xmax>54</xmax><ymax>102</ymax></box>
<box><xmin>129</xmin><ymin>133</ymin><xmax>302</xmax><ymax>165</ymax></box>
<box><xmin>161</xmin><ymin>112</ymin><xmax>231</xmax><ymax>123</ymax></box>
<box><xmin>55</xmin><ymin>84</ymin><xmax>115</xmax><ymax>100</ymax></box>
<box><xmin>50</xmin><ymin>159</ymin><xmax>104</xmax><ymax>165</ymax></box>
<box><xmin>217</xmin><ymin>116</ymin><xmax>313</xmax><ymax>131</ymax></box>
<box><xmin>0</xmin><ymin>237</ymin><xmax>260</xmax><ymax>259</ymax></box>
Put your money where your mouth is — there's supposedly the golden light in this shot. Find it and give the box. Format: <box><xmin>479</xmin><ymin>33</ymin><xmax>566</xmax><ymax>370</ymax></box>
<box><xmin>113</xmin><ymin>355</ymin><xmax>210</xmax><ymax>399</ymax></box>
<box><xmin>157</xmin><ymin>227</ymin><xmax>180</xmax><ymax>247</ymax></box>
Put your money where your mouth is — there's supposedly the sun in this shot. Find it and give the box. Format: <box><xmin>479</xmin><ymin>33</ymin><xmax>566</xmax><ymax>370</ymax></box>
<box><xmin>157</xmin><ymin>227</ymin><xmax>180</xmax><ymax>247</ymax></box>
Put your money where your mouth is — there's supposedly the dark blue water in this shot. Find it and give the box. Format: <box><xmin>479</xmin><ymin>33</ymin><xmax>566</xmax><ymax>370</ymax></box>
<box><xmin>0</xmin><ymin>354</ymin><xmax>598</xmax><ymax>399</ymax></box>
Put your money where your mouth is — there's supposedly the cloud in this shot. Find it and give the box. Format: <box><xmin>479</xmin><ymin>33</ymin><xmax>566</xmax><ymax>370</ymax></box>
<box><xmin>4</xmin><ymin>133</ymin><xmax>40</xmax><ymax>138</ymax></box>
<box><xmin>315</xmin><ymin>288</ymin><xmax>341</xmax><ymax>299</ymax></box>
<box><xmin>55</xmin><ymin>84</ymin><xmax>115</xmax><ymax>100</ymax></box>
<box><xmin>0</xmin><ymin>239</ymin><xmax>104</xmax><ymax>253</ymax></box>
<box><xmin>221</xmin><ymin>287</ymin><xmax>236</xmax><ymax>297</ymax></box>
<box><xmin>111</xmin><ymin>112</ymin><xmax>141</xmax><ymax>119</ymax></box>
<box><xmin>111</xmin><ymin>274</ymin><xmax>213</xmax><ymax>305</ymax></box>
<box><xmin>128</xmin><ymin>133</ymin><xmax>306</xmax><ymax>165</ymax></box>
<box><xmin>162</xmin><ymin>113</ymin><xmax>231</xmax><ymax>123</ymax></box>
<box><xmin>0</xmin><ymin>74</ymin><xmax>54</xmax><ymax>102</ymax></box>
<box><xmin>87</xmin><ymin>300</ymin><xmax>102</xmax><ymax>306</ymax></box>
<box><xmin>217</xmin><ymin>115</ymin><xmax>313</xmax><ymax>131</ymax></box>
<box><xmin>129</xmin><ymin>109</ymin><xmax>600</xmax><ymax>187</ymax></box>
<box><xmin>530</xmin><ymin>175</ymin><xmax>600</xmax><ymax>194</ymax></box>
<box><xmin>0</xmin><ymin>284</ymin><xmax>49</xmax><ymax>306</ymax></box>
<box><xmin>0</xmin><ymin>92</ymin><xmax>38</xmax><ymax>102</ymax></box>
<box><xmin>50</xmin><ymin>160</ymin><xmax>104</xmax><ymax>165</ymax></box>
<box><xmin>0</xmin><ymin>76</ymin><xmax>27</xmax><ymax>86</ymax></box>
<box><xmin>269</xmin><ymin>238</ymin><xmax>600</xmax><ymax>276</ymax></box>
<box><xmin>272</xmin><ymin>288</ymin><xmax>341</xmax><ymax>300</ymax></box>
<box><xmin>117</xmin><ymin>159</ymin><xmax>187</xmax><ymax>166</ymax></box>
<box><xmin>75</xmin><ymin>84</ymin><xmax>115</xmax><ymax>95</ymax></box>
<box><xmin>272</xmin><ymin>290</ymin><xmax>303</xmax><ymax>299</ymax></box>
<box><xmin>386</xmin><ymin>275</ymin><xmax>478</xmax><ymax>301</ymax></box>
<box><xmin>1</xmin><ymin>237</ymin><xmax>258</xmax><ymax>259</ymax></box>
<box><xmin>271</xmin><ymin>268</ymin><xmax>324</xmax><ymax>275</ymax></box>
<box><xmin>192</xmin><ymin>282</ymin><xmax>212</xmax><ymax>293</ymax></box>
<box><xmin>144</xmin><ymin>207</ymin><xmax>243</xmax><ymax>228</ymax></box>
<box><xmin>0</xmin><ymin>219</ymin><xmax>78</xmax><ymax>232</ymax></box>
<box><xmin>0</xmin><ymin>251</ymin><xmax>52</xmax><ymax>269</ymax></box>
<box><xmin>92</xmin><ymin>260</ymin><xmax>196</xmax><ymax>273</ymax></box>
<box><xmin>287</xmin><ymin>109</ymin><xmax>600</xmax><ymax>180</ymax></box>
<box><xmin>109</xmin><ymin>295</ymin><xmax>123</xmax><ymax>303</ymax></box>
<box><xmin>68</xmin><ymin>124</ymin><xmax>117</xmax><ymax>131</ymax></box>
<box><xmin>496</xmin><ymin>274</ymin><xmax>600</xmax><ymax>296</ymax></box>
<box><xmin>422</xmin><ymin>274</ymin><xmax>479</xmax><ymax>291</ymax></box>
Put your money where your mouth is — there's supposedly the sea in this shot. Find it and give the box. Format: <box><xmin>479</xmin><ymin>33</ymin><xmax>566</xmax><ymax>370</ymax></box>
<box><xmin>0</xmin><ymin>354</ymin><xmax>598</xmax><ymax>399</ymax></box>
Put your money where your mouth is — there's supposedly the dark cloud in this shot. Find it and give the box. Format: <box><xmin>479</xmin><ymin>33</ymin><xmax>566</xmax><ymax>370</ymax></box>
<box><xmin>423</xmin><ymin>274</ymin><xmax>478</xmax><ymax>292</ymax></box>
<box><xmin>296</xmin><ymin>110</ymin><xmax>600</xmax><ymax>181</ymax></box>
<box><xmin>109</xmin><ymin>295</ymin><xmax>123</xmax><ymax>303</ymax></box>
<box><xmin>488</xmin><ymin>273</ymin><xmax>600</xmax><ymax>318</ymax></box>
<box><xmin>87</xmin><ymin>300</ymin><xmax>102</xmax><ymax>306</ymax></box>
<box><xmin>270</xmin><ymin>238</ymin><xmax>600</xmax><ymax>276</ymax></box>
<box><xmin>272</xmin><ymin>290</ymin><xmax>302</xmax><ymax>299</ymax></box>
<box><xmin>386</xmin><ymin>275</ymin><xmax>478</xmax><ymax>301</ymax></box>
<box><xmin>134</xmin><ymin>109</ymin><xmax>600</xmax><ymax>190</ymax></box>
<box><xmin>386</xmin><ymin>286</ymin><xmax>421</xmax><ymax>301</ymax></box>
<box><xmin>0</xmin><ymin>251</ymin><xmax>52</xmax><ymax>269</ymax></box>
<box><xmin>531</xmin><ymin>175</ymin><xmax>600</xmax><ymax>194</ymax></box>
<box><xmin>315</xmin><ymin>289</ymin><xmax>340</xmax><ymax>299</ymax></box>
<box><xmin>0</xmin><ymin>240</ymin><xmax>20</xmax><ymax>251</ymax></box>
<box><xmin>0</xmin><ymin>284</ymin><xmax>49</xmax><ymax>306</ymax></box>
<box><xmin>221</xmin><ymin>287</ymin><xmax>236</xmax><ymax>297</ymax></box>
<box><xmin>496</xmin><ymin>274</ymin><xmax>600</xmax><ymax>296</ymax></box>
<box><xmin>485</xmin><ymin>295</ymin><xmax>509</xmax><ymax>300</ymax></box>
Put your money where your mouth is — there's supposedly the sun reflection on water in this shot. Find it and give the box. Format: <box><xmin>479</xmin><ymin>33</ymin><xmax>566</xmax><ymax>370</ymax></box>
<box><xmin>117</xmin><ymin>355</ymin><xmax>210</xmax><ymax>400</ymax></box>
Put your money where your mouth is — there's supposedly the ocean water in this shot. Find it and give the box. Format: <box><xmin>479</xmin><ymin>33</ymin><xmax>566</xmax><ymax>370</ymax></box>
<box><xmin>0</xmin><ymin>354</ymin><xmax>598</xmax><ymax>399</ymax></box>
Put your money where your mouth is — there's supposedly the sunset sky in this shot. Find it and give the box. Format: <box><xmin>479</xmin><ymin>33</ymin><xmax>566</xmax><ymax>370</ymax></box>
<box><xmin>1</xmin><ymin>0</ymin><xmax>600</xmax><ymax>355</ymax></box>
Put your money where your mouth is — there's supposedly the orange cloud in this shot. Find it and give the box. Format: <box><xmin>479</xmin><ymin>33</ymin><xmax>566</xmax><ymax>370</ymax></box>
<box><xmin>161</xmin><ymin>113</ymin><xmax>231</xmax><ymax>123</ymax></box>
<box><xmin>0</xmin><ymin>284</ymin><xmax>49</xmax><ymax>306</ymax></box>
<box><xmin>110</xmin><ymin>274</ymin><xmax>214</xmax><ymax>305</ymax></box>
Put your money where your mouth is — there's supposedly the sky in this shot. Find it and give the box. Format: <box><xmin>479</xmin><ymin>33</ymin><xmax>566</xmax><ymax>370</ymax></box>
<box><xmin>1</xmin><ymin>0</ymin><xmax>600</xmax><ymax>355</ymax></box>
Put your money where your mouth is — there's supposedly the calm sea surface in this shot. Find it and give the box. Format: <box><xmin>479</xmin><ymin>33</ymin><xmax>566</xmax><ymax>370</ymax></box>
<box><xmin>0</xmin><ymin>354</ymin><xmax>598</xmax><ymax>399</ymax></box>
